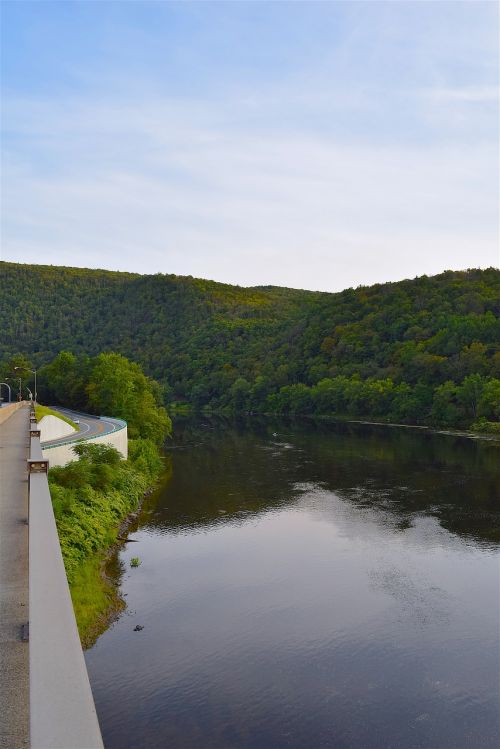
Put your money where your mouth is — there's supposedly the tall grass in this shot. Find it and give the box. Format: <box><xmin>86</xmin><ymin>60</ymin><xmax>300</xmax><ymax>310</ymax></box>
<box><xmin>49</xmin><ymin>440</ymin><xmax>163</xmax><ymax>645</ymax></box>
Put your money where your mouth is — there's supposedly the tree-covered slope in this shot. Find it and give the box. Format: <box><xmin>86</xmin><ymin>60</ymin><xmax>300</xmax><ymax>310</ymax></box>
<box><xmin>1</xmin><ymin>262</ymin><xmax>499</xmax><ymax>427</ymax></box>
<box><xmin>0</xmin><ymin>262</ymin><xmax>308</xmax><ymax>389</ymax></box>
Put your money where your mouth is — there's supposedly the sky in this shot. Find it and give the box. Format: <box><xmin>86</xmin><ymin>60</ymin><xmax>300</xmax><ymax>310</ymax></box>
<box><xmin>1</xmin><ymin>0</ymin><xmax>498</xmax><ymax>292</ymax></box>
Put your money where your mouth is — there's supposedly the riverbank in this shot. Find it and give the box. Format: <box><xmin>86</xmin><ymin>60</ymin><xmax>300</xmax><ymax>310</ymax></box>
<box><xmin>346</xmin><ymin>418</ymin><xmax>500</xmax><ymax>441</ymax></box>
<box><xmin>175</xmin><ymin>404</ymin><xmax>500</xmax><ymax>441</ymax></box>
<box><xmin>49</xmin><ymin>438</ymin><xmax>165</xmax><ymax>645</ymax></box>
<box><xmin>71</xmin><ymin>485</ymin><xmax>154</xmax><ymax>648</ymax></box>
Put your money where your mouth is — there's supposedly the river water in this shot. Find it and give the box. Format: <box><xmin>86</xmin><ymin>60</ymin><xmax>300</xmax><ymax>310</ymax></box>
<box><xmin>85</xmin><ymin>418</ymin><xmax>500</xmax><ymax>749</ymax></box>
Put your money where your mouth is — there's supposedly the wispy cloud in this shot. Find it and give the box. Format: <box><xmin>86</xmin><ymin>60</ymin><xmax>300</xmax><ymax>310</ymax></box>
<box><xmin>1</xmin><ymin>1</ymin><xmax>498</xmax><ymax>290</ymax></box>
<box><xmin>424</xmin><ymin>86</ymin><xmax>499</xmax><ymax>104</ymax></box>
<box><xmin>2</xmin><ymin>91</ymin><xmax>497</xmax><ymax>291</ymax></box>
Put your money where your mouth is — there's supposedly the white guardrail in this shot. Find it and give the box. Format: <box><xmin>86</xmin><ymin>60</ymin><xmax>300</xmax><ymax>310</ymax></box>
<box><xmin>28</xmin><ymin>410</ymin><xmax>104</xmax><ymax>748</ymax></box>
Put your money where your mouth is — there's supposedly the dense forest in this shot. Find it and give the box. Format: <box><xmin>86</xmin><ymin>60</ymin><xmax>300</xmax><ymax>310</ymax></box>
<box><xmin>1</xmin><ymin>262</ymin><xmax>499</xmax><ymax>430</ymax></box>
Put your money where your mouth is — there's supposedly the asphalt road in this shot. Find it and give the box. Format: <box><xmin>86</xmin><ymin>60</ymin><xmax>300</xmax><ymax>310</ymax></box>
<box><xmin>41</xmin><ymin>407</ymin><xmax>125</xmax><ymax>448</ymax></box>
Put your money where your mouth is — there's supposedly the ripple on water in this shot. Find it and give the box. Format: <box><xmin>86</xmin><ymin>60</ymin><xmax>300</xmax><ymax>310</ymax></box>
<box><xmin>86</xmin><ymin>420</ymin><xmax>500</xmax><ymax>749</ymax></box>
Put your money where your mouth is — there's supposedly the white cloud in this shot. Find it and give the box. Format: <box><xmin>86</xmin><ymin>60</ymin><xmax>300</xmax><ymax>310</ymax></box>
<box><xmin>1</xmin><ymin>89</ymin><xmax>498</xmax><ymax>291</ymax></box>
<box><xmin>424</xmin><ymin>86</ymin><xmax>499</xmax><ymax>104</ymax></box>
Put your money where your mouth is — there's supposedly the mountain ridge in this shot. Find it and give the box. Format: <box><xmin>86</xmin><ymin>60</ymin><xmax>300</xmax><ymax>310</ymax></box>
<box><xmin>1</xmin><ymin>261</ymin><xmax>499</xmax><ymax>427</ymax></box>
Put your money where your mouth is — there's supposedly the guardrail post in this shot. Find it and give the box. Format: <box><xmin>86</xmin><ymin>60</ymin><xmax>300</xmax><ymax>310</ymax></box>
<box><xmin>27</xmin><ymin>458</ymin><xmax>49</xmax><ymax>491</ymax></box>
<box><xmin>27</xmin><ymin>458</ymin><xmax>49</xmax><ymax>473</ymax></box>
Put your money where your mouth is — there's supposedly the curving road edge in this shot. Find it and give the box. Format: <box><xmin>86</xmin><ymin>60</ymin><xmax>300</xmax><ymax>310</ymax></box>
<box><xmin>41</xmin><ymin>407</ymin><xmax>128</xmax><ymax>467</ymax></box>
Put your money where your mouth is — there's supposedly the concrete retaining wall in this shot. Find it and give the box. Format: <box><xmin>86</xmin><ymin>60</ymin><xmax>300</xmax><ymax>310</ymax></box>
<box><xmin>42</xmin><ymin>421</ymin><xmax>128</xmax><ymax>468</ymax></box>
<box><xmin>38</xmin><ymin>414</ymin><xmax>76</xmax><ymax>442</ymax></box>
<box><xmin>0</xmin><ymin>401</ymin><xmax>25</xmax><ymax>425</ymax></box>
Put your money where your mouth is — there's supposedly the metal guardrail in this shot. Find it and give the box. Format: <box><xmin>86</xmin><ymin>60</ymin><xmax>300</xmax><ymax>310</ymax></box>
<box><xmin>27</xmin><ymin>409</ymin><xmax>104</xmax><ymax>748</ymax></box>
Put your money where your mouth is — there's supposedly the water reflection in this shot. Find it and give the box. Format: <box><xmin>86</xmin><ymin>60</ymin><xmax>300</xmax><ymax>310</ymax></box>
<box><xmin>86</xmin><ymin>418</ymin><xmax>500</xmax><ymax>749</ymax></box>
<box><xmin>151</xmin><ymin>417</ymin><xmax>500</xmax><ymax>545</ymax></box>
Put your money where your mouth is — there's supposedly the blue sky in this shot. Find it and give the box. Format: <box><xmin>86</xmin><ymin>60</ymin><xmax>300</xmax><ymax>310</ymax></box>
<box><xmin>1</xmin><ymin>0</ymin><xmax>498</xmax><ymax>291</ymax></box>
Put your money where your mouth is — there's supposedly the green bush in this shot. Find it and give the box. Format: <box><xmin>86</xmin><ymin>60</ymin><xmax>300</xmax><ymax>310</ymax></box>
<box><xmin>471</xmin><ymin>417</ymin><xmax>500</xmax><ymax>435</ymax></box>
<box><xmin>128</xmin><ymin>438</ymin><xmax>163</xmax><ymax>480</ymax></box>
<box><xmin>49</xmin><ymin>440</ymin><xmax>161</xmax><ymax>585</ymax></box>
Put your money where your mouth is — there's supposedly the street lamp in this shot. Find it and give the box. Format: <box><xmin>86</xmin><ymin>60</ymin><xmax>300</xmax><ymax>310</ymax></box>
<box><xmin>15</xmin><ymin>367</ymin><xmax>37</xmax><ymax>403</ymax></box>
<box><xmin>6</xmin><ymin>377</ymin><xmax>22</xmax><ymax>401</ymax></box>
<box><xmin>0</xmin><ymin>382</ymin><xmax>12</xmax><ymax>404</ymax></box>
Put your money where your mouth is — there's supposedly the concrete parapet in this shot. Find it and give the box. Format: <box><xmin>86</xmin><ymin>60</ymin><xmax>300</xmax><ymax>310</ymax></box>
<box><xmin>92</xmin><ymin>422</ymin><xmax>128</xmax><ymax>458</ymax></box>
<box><xmin>0</xmin><ymin>400</ymin><xmax>25</xmax><ymax>424</ymax></box>
<box><xmin>29</xmin><ymin>430</ymin><xmax>103</xmax><ymax>747</ymax></box>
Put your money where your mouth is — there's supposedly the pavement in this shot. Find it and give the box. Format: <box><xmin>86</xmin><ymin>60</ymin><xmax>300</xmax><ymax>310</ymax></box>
<box><xmin>0</xmin><ymin>405</ymin><xmax>29</xmax><ymax>748</ymax></box>
<box><xmin>41</xmin><ymin>407</ymin><xmax>125</xmax><ymax>448</ymax></box>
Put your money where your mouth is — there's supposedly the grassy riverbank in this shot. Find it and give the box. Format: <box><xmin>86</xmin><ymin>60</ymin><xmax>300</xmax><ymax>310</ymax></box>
<box><xmin>69</xmin><ymin>553</ymin><xmax>124</xmax><ymax>648</ymax></box>
<box><xmin>49</xmin><ymin>438</ymin><xmax>164</xmax><ymax>645</ymax></box>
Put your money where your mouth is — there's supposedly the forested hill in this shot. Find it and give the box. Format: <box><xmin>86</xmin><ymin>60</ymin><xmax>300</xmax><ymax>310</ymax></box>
<box><xmin>1</xmin><ymin>262</ymin><xmax>499</xmax><ymax>428</ymax></box>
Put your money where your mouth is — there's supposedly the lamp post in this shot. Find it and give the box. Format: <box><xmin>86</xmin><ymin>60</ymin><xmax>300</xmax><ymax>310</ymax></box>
<box><xmin>6</xmin><ymin>377</ymin><xmax>22</xmax><ymax>401</ymax></box>
<box><xmin>0</xmin><ymin>382</ymin><xmax>12</xmax><ymax>404</ymax></box>
<box><xmin>15</xmin><ymin>367</ymin><xmax>37</xmax><ymax>403</ymax></box>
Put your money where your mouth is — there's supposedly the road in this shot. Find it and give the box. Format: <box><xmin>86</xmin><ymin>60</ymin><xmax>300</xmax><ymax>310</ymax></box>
<box><xmin>41</xmin><ymin>407</ymin><xmax>126</xmax><ymax>448</ymax></box>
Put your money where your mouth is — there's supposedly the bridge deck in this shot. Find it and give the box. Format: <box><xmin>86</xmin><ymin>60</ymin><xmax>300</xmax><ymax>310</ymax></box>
<box><xmin>0</xmin><ymin>405</ymin><xmax>29</xmax><ymax>748</ymax></box>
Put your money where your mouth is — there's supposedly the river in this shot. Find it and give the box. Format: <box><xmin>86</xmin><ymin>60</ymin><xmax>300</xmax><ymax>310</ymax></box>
<box><xmin>85</xmin><ymin>418</ymin><xmax>500</xmax><ymax>749</ymax></box>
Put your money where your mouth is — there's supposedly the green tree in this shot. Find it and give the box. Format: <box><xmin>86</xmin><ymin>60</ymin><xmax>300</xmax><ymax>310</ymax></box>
<box><xmin>0</xmin><ymin>353</ymin><xmax>33</xmax><ymax>379</ymax></box>
<box><xmin>229</xmin><ymin>377</ymin><xmax>251</xmax><ymax>412</ymax></box>
<box><xmin>431</xmin><ymin>381</ymin><xmax>461</xmax><ymax>426</ymax></box>
<box><xmin>478</xmin><ymin>379</ymin><xmax>500</xmax><ymax>420</ymax></box>
<box><xmin>1</xmin><ymin>262</ymin><xmax>499</xmax><ymax>430</ymax></box>
<box><xmin>86</xmin><ymin>353</ymin><xmax>171</xmax><ymax>444</ymax></box>
<box><xmin>39</xmin><ymin>351</ymin><xmax>89</xmax><ymax>408</ymax></box>
<box><xmin>456</xmin><ymin>374</ymin><xmax>485</xmax><ymax>420</ymax></box>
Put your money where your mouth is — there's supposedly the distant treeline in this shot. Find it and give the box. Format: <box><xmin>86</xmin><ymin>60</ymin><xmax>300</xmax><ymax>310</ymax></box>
<box><xmin>1</xmin><ymin>262</ymin><xmax>499</xmax><ymax>430</ymax></box>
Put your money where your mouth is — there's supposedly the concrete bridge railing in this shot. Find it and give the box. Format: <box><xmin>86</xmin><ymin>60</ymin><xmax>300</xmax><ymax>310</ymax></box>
<box><xmin>28</xmin><ymin>410</ymin><xmax>104</xmax><ymax>748</ymax></box>
<box><xmin>0</xmin><ymin>400</ymin><xmax>24</xmax><ymax>425</ymax></box>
